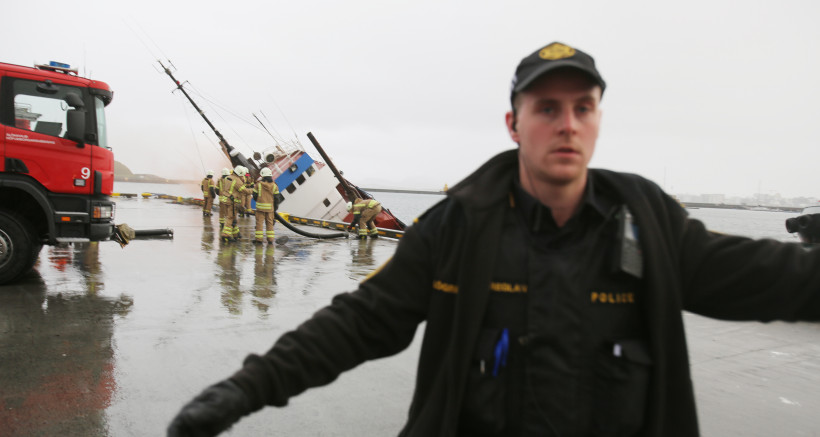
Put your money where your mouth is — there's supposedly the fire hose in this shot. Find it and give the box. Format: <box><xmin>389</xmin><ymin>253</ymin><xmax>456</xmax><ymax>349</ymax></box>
<box><xmin>274</xmin><ymin>212</ymin><xmax>347</xmax><ymax>239</ymax></box>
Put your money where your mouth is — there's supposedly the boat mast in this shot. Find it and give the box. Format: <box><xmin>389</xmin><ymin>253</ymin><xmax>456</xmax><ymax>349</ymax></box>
<box><xmin>158</xmin><ymin>60</ymin><xmax>259</xmax><ymax>177</ymax></box>
<box><xmin>307</xmin><ymin>132</ymin><xmax>358</xmax><ymax>201</ymax></box>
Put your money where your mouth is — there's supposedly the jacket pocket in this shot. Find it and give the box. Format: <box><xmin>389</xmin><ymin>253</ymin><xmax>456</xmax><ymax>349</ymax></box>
<box><xmin>592</xmin><ymin>339</ymin><xmax>652</xmax><ymax>436</ymax></box>
<box><xmin>459</xmin><ymin>328</ymin><xmax>508</xmax><ymax>435</ymax></box>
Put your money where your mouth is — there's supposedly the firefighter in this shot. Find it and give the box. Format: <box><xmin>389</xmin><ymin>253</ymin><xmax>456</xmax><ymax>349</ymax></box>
<box><xmin>242</xmin><ymin>168</ymin><xmax>254</xmax><ymax>217</ymax></box>
<box><xmin>252</xmin><ymin>167</ymin><xmax>279</xmax><ymax>244</ymax></box>
<box><xmin>200</xmin><ymin>170</ymin><xmax>216</xmax><ymax>217</ymax></box>
<box><xmin>217</xmin><ymin>168</ymin><xmax>231</xmax><ymax>230</ymax></box>
<box><xmin>220</xmin><ymin>166</ymin><xmax>247</xmax><ymax>242</ymax></box>
<box><xmin>346</xmin><ymin>197</ymin><xmax>382</xmax><ymax>239</ymax></box>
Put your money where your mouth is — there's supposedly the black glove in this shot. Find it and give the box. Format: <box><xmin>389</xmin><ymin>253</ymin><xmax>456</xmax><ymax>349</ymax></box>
<box><xmin>167</xmin><ymin>379</ymin><xmax>252</xmax><ymax>437</ymax></box>
<box><xmin>252</xmin><ymin>192</ymin><xmax>258</xmax><ymax>201</ymax></box>
<box><xmin>209</xmin><ymin>187</ymin><xmax>216</xmax><ymax>198</ymax></box>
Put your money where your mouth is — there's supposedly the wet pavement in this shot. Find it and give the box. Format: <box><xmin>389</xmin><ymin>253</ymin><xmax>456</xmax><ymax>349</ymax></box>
<box><xmin>1</xmin><ymin>196</ymin><xmax>819</xmax><ymax>436</ymax></box>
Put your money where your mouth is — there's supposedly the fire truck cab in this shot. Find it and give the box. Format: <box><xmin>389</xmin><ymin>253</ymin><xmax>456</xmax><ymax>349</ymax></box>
<box><xmin>0</xmin><ymin>61</ymin><xmax>116</xmax><ymax>284</ymax></box>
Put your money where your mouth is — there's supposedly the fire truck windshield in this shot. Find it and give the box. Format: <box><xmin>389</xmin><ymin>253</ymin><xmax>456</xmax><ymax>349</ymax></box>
<box><xmin>94</xmin><ymin>96</ymin><xmax>110</xmax><ymax>150</ymax></box>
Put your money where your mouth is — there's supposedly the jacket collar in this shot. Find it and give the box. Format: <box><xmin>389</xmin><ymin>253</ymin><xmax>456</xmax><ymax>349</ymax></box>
<box><xmin>447</xmin><ymin>149</ymin><xmax>616</xmax><ymax>220</ymax></box>
<box><xmin>447</xmin><ymin>149</ymin><xmax>519</xmax><ymax>210</ymax></box>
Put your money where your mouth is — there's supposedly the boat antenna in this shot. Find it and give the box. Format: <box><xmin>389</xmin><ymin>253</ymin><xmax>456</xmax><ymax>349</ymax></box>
<box><xmin>256</xmin><ymin>110</ymin><xmax>286</xmax><ymax>140</ymax></box>
<box><xmin>125</xmin><ymin>18</ymin><xmax>175</xmax><ymax>71</ymax></box>
<box><xmin>261</xmin><ymin>111</ymin><xmax>301</xmax><ymax>150</ymax></box>
<box><xmin>264</xmin><ymin>96</ymin><xmax>304</xmax><ymax>148</ymax></box>
<box><xmin>252</xmin><ymin>113</ymin><xmax>286</xmax><ymax>155</ymax></box>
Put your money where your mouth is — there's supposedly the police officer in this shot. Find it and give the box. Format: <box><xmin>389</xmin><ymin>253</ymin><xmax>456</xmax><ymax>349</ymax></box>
<box><xmin>168</xmin><ymin>42</ymin><xmax>820</xmax><ymax>437</ymax></box>
<box><xmin>200</xmin><ymin>170</ymin><xmax>216</xmax><ymax>217</ymax></box>
<box><xmin>219</xmin><ymin>166</ymin><xmax>246</xmax><ymax>243</ymax></box>
<box><xmin>346</xmin><ymin>197</ymin><xmax>382</xmax><ymax>239</ymax></box>
<box><xmin>252</xmin><ymin>167</ymin><xmax>279</xmax><ymax>244</ymax></box>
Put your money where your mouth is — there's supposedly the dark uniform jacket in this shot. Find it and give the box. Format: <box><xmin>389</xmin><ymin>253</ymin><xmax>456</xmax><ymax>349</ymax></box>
<box><xmin>231</xmin><ymin>149</ymin><xmax>820</xmax><ymax>436</ymax></box>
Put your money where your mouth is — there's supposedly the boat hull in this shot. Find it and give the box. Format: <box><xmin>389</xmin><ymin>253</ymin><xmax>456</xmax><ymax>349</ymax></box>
<box><xmin>265</xmin><ymin>151</ymin><xmax>405</xmax><ymax>231</ymax></box>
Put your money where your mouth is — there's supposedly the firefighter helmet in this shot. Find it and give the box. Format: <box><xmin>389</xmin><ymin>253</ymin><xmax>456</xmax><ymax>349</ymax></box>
<box><xmin>260</xmin><ymin>167</ymin><xmax>273</xmax><ymax>177</ymax></box>
<box><xmin>221</xmin><ymin>168</ymin><xmax>230</xmax><ymax>176</ymax></box>
<box><xmin>207</xmin><ymin>169</ymin><xmax>214</xmax><ymax>176</ymax></box>
<box><xmin>234</xmin><ymin>165</ymin><xmax>244</xmax><ymax>176</ymax></box>
<box><xmin>346</xmin><ymin>201</ymin><xmax>353</xmax><ymax>212</ymax></box>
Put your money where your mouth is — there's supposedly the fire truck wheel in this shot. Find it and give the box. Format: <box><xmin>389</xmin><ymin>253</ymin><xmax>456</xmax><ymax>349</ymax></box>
<box><xmin>0</xmin><ymin>210</ymin><xmax>36</xmax><ymax>285</ymax></box>
<box><xmin>25</xmin><ymin>241</ymin><xmax>43</xmax><ymax>272</ymax></box>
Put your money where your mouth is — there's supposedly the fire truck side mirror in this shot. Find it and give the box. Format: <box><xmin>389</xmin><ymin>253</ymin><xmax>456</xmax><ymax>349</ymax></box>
<box><xmin>66</xmin><ymin>109</ymin><xmax>86</xmax><ymax>146</ymax></box>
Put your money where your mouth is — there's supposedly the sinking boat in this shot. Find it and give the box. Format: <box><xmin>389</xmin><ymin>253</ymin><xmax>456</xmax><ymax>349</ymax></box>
<box><xmin>785</xmin><ymin>205</ymin><xmax>820</xmax><ymax>244</ymax></box>
<box><xmin>158</xmin><ymin>61</ymin><xmax>406</xmax><ymax>233</ymax></box>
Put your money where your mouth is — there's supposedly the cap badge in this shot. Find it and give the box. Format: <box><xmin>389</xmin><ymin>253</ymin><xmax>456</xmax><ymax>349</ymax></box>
<box><xmin>539</xmin><ymin>43</ymin><xmax>575</xmax><ymax>60</ymax></box>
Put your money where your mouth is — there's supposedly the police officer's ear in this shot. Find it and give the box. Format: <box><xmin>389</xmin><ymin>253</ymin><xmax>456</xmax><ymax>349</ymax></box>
<box><xmin>505</xmin><ymin>110</ymin><xmax>520</xmax><ymax>143</ymax></box>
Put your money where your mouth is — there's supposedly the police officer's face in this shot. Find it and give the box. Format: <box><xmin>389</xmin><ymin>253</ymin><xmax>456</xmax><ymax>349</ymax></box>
<box><xmin>506</xmin><ymin>70</ymin><xmax>602</xmax><ymax>188</ymax></box>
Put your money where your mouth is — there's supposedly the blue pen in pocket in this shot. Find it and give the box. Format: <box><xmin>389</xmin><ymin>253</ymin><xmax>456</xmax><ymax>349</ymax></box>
<box><xmin>492</xmin><ymin>328</ymin><xmax>509</xmax><ymax>377</ymax></box>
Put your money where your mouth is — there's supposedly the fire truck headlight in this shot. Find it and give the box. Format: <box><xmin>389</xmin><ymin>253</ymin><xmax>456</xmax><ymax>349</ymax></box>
<box><xmin>93</xmin><ymin>204</ymin><xmax>115</xmax><ymax>220</ymax></box>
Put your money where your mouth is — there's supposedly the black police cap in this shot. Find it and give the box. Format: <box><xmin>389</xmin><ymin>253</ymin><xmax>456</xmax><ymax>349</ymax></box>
<box><xmin>510</xmin><ymin>42</ymin><xmax>606</xmax><ymax>104</ymax></box>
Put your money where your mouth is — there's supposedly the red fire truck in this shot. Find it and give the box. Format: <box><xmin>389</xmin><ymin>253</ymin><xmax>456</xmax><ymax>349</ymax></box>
<box><xmin>0</xmin><ymin>61</ymin><xmax>116</xmax><ymax>284</ymax></box>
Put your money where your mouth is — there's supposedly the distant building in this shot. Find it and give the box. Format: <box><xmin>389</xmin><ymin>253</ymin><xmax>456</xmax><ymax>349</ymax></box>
<box><xmin>702</xmin><ymin>194</ymin><xmax>725</xmax><ymax>204</ymax></box>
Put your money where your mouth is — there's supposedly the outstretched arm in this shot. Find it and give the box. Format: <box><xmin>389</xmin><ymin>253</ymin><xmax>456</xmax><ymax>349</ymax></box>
<box><xmin>167</xmin><ymin>220</ymin><xmax>437</xmax><ymax>435</ymax></box>
<box><xmin>681</xmin><ymin>218</ymin><xmax>820</xmax><ymax>321</ymax></box>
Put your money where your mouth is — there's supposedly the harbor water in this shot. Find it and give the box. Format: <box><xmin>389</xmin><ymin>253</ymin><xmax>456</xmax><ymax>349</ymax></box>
<box><xmin>0</xmin><ymin>182</ymin><xmax>818</xmax><ymax>436</ymax></box>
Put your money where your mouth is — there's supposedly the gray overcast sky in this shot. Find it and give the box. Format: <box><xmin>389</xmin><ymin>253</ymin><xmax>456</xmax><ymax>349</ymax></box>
<box><xmin>4</xmin><ymin>0</ymin><xmax>820</xmax><ymax>198</ymax></box>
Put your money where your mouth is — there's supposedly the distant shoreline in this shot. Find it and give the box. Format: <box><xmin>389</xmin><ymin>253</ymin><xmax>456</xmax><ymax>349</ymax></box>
<box><xmin>682</xmin><ymin>202</ymin><xmax>802</xmax><ymax>213</ymax></box>
<box><xmin>115</xmin><ymin>176</ymin><xmax>197</xmax><ymax>184</ymax></box>
<box><xmin>362</xmin><ymin>187</ymin><xmax>445</xmax><ymax>195</ymax></box>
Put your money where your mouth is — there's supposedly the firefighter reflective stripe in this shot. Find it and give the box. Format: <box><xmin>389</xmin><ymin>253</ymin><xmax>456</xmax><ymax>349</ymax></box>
<box><xmin>254</xmin><ymin>229</ymin><xmax>275</xmax><ymax>239</ymax></box>
<box><xmin>218</xmin><ymin>178</ymin><xmax>230</xmax><ymax>203</ymax></box>
<box><xmin>255</xmin><ymin>210</ymin><xmax>275</xmax><ymax>242</ymax></box>
<box><xmin>201</xmin><ymin>177</ymin><xmax>214</xmax><ymax>196</ymax></box>
<box><xmin>220</xmin><ymin>183</ymin><xmax>241</xmax><ymax>239</ymax></box>
<box><xmin>353</xmin><ymin>199</ymin><xmax>380</xmax><ymax>212</ymax></box>
<box><xmin>254</xmin><ymin>181</ymin><xmax>278</xmax><ymax>212</ymax></box>
<box><xmin>225</xmin><ymin>175</ymin><xmax>244</xmax><ymax>197</ymax></box>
